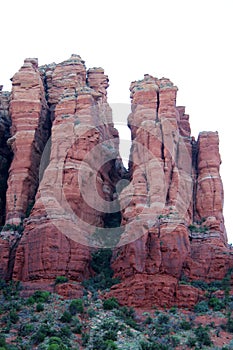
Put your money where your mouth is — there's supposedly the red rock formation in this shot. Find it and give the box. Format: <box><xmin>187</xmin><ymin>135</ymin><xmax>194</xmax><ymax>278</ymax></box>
<box><xmin>12</xmin><ymin>56</ymin><xmax>122</xmax><ymax>294</ymax></box>
<box><xmin>195</xmin><ymin>132</ymin><xmax>226</xmax><ymax>240</ymax></box>
<box><xmin>5</xmin><ymin>58</ymin><xmax>50</xmax><ymax>225</ymax></box>
<box><xmin>0</xmin><ymin>58</ymin><xmax>231</xmax><ymax>306</ymax></box>
<box><xmin>109</xmin><ymin>74</ymin><xmax>232</xmax><ymax>308</ymax></box>
<box><xmin>109</xmin><ymin>274</ymin><xmax>204</xmax><ymax>309</ymax></box>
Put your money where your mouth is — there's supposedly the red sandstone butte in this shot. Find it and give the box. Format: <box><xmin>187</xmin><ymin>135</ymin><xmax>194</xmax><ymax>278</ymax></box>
<box><xmin>12</xmin><ymin>56</ymin><xmax>122</xmax><ymax>295</ymax></box>
<box><xmin>108</xmin><ymin>74</ymin><xmax>233</xmax><ymax>308</ymax></box>
<box><xmin>0</xmin><ymin>59</ymin><xmax>232</xmax><ymax>306</ymax></box>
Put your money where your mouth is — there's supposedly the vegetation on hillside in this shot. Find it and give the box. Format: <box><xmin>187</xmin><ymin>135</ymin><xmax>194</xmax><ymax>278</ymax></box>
<box><xmin>1</xmin><ymin>275</ymin><xmax>233</xmax><ymax>349</ymax></box>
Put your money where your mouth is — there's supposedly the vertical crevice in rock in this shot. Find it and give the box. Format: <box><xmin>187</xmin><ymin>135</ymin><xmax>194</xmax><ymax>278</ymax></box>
<box><xmin>156</xmin><ymin>89</ymin><xmax>160</xmax><ymax>122</ymax></box>
<box><xmin>0</xmin><ymin>88</ymin><xmax>13</xmax><ymax>226</ymax></box>
<box><xmin>160</xmin><ymin>123</ymin><xmax>166</xmax><ymax>169</ymax></box>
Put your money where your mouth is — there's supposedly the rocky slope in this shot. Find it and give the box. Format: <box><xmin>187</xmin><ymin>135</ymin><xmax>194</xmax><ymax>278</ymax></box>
<box><xmin>0</xmin><ymin>56</ymin><xmax>232</xmax><ymax>307</ymax></box>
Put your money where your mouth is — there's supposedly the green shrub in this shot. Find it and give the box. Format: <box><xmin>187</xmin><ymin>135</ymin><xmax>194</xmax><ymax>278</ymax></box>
<box><xmin>140</xmin><ymin>341</ymin><xmax>169</xmax><ymax>350</ymax></box>
<box><xmin>103</xmin><ymin>340</ymin><xmax>118</xmax><ymax>349</ymax></box>
<box><xmin>180</xmin><ymin>319</ymin><xmax>191</xmax><ymax>330</ymax></box>
<box><xmin>194</xmin><ymin>325</ymin><xmax>212</xmax><ymax>346</ymax></box>
<box><xmin>103</xmin><ymin>329</ymin><xmax>118</xmax><ymax>341</ymax></box>
<box><xmin>55</xmin><ymin>276</ymin><xmax>68</xmax><ymax>285</ymax></box>
<box><xmin>83</xmin><ymin>249</ymin><xmax>120</xmax><ymax>291</ymax></box>
<box><xmin>69</xmin><ymin>299</ymin><xmax>84</xmax><ymax>315</ymax></box>
<box><xmin>32</xmin><ymin>330</ymin><xmax>46</xmax><ymax>344</ymax></box>
<box><xmin>103</xmin><ymin>297</ymin><xmax>119</xmax><ymax>310</ymax></box>
<box><xmin>18</xmin><ymin>323</ymin><xmax>34</xmax><ymax>336</ymax></box>
<box><xmin>36</xmin><ymin>303</ymin><xmax>44</xmax><ymax>312</ymax></box>
<box><xmin>72</xmin><ymin>324</ymin><xmax>82</xmax><ymax>334</ymax></box>
<box><xmin>0</xmin><ymin>335</ymin><xmax>6</xmax><ymax>347</ymax></box>
<box><xmin>32</xmin><ymin>324</ymin><xmax>53</xmax><ymax>344</ymax></box>
<box><xmin>170</xmin><ymin>336</ymin><xmax>180</xmax><ymax>347</ymax></box>
<box><xmin>87</xmin><ymin>307</ymin><xmax>96</xmax><ymax>317</ymax></box>
<box><xmin>33</xmin><ymin>290</ymin><xmax>50</xmax><ymax>303</ymax></box>
<box><xmin>144</xmin><ymin>316</ymin><xmax>153</xmax><ymax>324</ymax></box>
<box><xmin>81</xmin><ymin>333</ymin><xmax>90</xmax><ymax>346</ymax></box>
<box><xmin>115</xmin><ymin>306</ymin><xmax>140</xmax><ymax>330</ymax></box>
<box><xmin>47</xmin><ymin>345</ymin><xmax>59</xmax><ymax>350</ymax></box>
<box><xmin>26</xmin><ymin>296</ymin><xmax>35</xmax><ymax>305</ymax></box>
<box><xmin>9</xmin><ymin>309</ymin><xmax>19</xmax><ymax>323</ymax></box>
<box><xmin>100</xmin><ymin>318</ymin><xmax>120</xmax><ymax>332</ymax></box>
<box><xmin>119</xmin><ymin>306</ymin><xmax>135</xmax><ymax>318</ymax></box>
<box><xmin>209</xmin><ymin>280</ymin><xmax>223</xmax><ymax>290</ymax></box>
<box><xmin>208</xmin><ymin>297</ymin><xmax>224</xmax><ymax>311</ymax></box>
<box><xmin>194</xmin><ymin>300</ymin><xmax>209</xmax><ymax>313</ymax></box>
<box><xmin>169</xmin><ymin>306</ymin><xmax>177</xmax><ymax>314</ymax></box>
<box><xmin>60</xmin><ymin>311</ymin><xmax>72</xmax><ymax>323</ymax></box>
<box><xmin>191</xmin><ymin>280</ymin><xmax>209</xmax><ymax>290</ymax></box>
<box><xmin>59</xmin><ymin>325</ymin><xmax>72</xmax><ymax>338</ymax></box>
<box><xmin>92</xmin><ymin>336</ymin><xmax>118</xmax><ymax>350</ymax></box>
<box><xmin>186</xmin><ymin>336</ymin><xmax>196</xmax><ymax>347</ymax></box>
<box><xmin>47</xmin><ymin>344</ymin><xmax>67</xmax><ymax>350</ymax></box>
<box><xmin>157</xmin><ymin>313</ymin><xmax>169</xmax><ymax>324</ymax></box>
<box><xmin>225</xmin><ymin>315</ymin><xmax>233</xmax><ymax>333</ymax></box>
<box><xmin>48</xmin><ymin>336</ymin><xmax>63</xmax><ymax>345</ymax></box>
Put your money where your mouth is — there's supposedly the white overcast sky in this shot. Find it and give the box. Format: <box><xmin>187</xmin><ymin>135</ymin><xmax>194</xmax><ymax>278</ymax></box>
<box><xmin>1</xmin><ymin>0</ymin><xmax>232</xmax><ymax>242</ymax></box>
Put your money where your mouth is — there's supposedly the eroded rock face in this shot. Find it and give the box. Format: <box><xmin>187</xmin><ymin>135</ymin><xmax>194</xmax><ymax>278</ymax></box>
<box><xmin>0</xmin><ymin>59</ymin><xmax>231</xmax><ymax>305</ymax></box>
<box><xmin>12</xmin><ymin>56</ymin><xmax>122</xmax><ymax>293</ymax></box>
<box><xmin>5</xmin><ymin>58</ymin><xmax>50</xmax><ymax>225</ymax></box>
<box><xmin>109</xmin><ymin>74</ymin><xmax>232</xmax><ymax>308</ymax></box>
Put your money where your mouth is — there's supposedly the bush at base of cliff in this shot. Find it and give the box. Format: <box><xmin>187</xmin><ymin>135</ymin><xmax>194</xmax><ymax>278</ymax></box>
<box><xmin>82</xmin><ymin>249</ymin><xmax>120</xmax><ymax>291</ymax></box>
<box><xmin>194</xmin><ymin>300</ymin><xmax>209</xmax><ymax>313</ymax></box>
<box><xmin>55</xmin><ymin>276</ymin><xmax>69</xmax><ymax>285</ymax></box>
<box><xmin>103</xmin><ymin>297</ymin><xmax>119</xmax><ymax>310</ymax></box>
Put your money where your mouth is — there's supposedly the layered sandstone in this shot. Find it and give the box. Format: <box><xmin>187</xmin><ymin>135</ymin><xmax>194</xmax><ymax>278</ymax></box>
<box><xmin>5</xmin><ymin>58</ymin><xmax>50</xmax><ymax>225</ymax></box>
<box><xmin>109</xmin><ymin>75</ymin><xmax>232</xmax><ymax>308</ymax></box>
<box><xmin>0</xmin><ymin>58</ymin><xmax>231</xmax><ymax>306</ymax></box>
<box><xmin>12</xmin><ymin>56</ymin><xmax>122</xmax><ymax>291</ymax></box>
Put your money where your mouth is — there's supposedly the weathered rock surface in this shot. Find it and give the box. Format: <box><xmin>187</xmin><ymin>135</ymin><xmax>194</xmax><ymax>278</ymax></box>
<box><xmin>12</xmin><ymin>56</ymin><xmax>122</xmax><ymax>293</ymax></box>
<box><xmin>0</xmin><ymin>59</ymin><xmax>232</xmax><ymax>306</ymax></box>
<box><xmin>5</xmin><ymin>58</ymin><xmax>50</xmax><ymax>225</ymax></box>
<box><xmin>109</xmin><ymin>74</ymin><xmax>233</xmax><ymax>308</ymax></box>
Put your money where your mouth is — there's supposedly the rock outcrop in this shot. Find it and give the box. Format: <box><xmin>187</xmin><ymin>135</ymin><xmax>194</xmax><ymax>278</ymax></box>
<box><xmin>12</xmin><ymin>55</ymin><xmax>122</xmax><ymax>293</ymax></box>
<box><xmin>108</xmin><ymin>75</ymin><xmax>232</xmax><ymax>308</ymax></box>
<box><xmin>0</xmin><ymin>58</ymin><xmax>232</xmax><ymax>306</ymax></box>
<box><xmin>5</xmin><ymin>58</ymin><xmax>50</xmax><ymax>225</ymax></box>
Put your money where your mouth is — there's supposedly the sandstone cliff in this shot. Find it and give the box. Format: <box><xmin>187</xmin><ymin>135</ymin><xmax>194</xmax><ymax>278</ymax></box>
<box><xmin>109</xmin><ymin>75</ymin><xmax>231</xmax><ymax>308</ymax></box>
<box><xmin>1</xmin><ymin>55</ymin><xmax>122</xmax><ymax>296</ymax></box>
<box><xmin>0</xmin><ymin>57</ymin><xmax>232</xmax><ymax>306</ymax></box>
